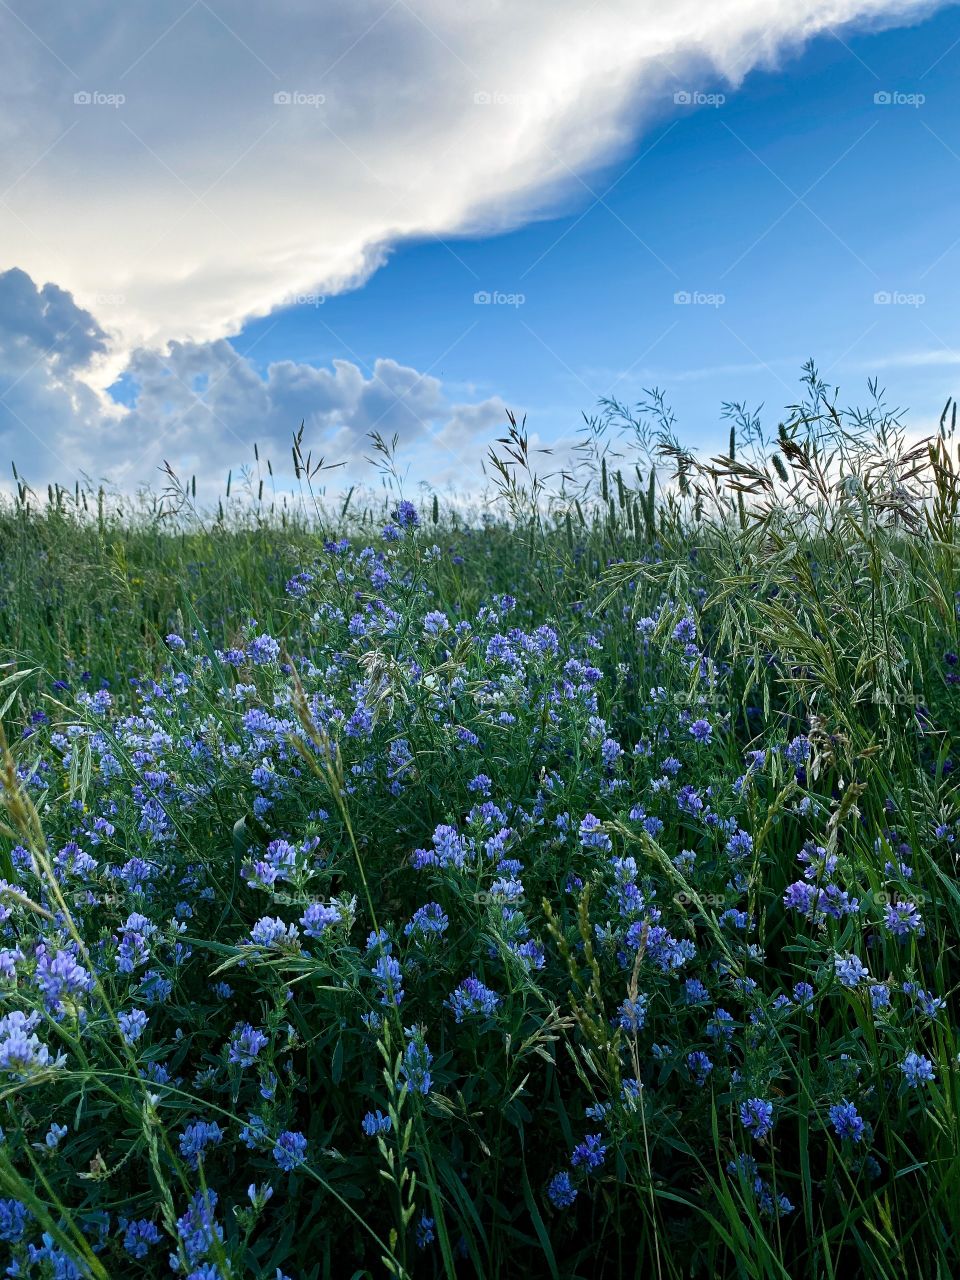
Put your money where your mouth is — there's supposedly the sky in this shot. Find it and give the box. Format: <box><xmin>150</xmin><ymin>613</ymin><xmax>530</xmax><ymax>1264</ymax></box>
<box><xmin>1</xmin><ymin>0</ymin><xmax>959</xmax><ymax>498</ymax></box>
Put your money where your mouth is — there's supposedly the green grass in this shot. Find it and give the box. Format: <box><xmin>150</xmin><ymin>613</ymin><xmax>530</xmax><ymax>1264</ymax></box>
<box><xmin>0</xmin><ymin>365</ymin><xmax>959</xmax><ymax>1278</ymax></box>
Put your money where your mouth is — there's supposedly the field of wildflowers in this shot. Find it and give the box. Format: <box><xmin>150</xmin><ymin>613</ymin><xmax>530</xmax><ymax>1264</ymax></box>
<box><xmin>1</xmin><ymin>367</ymin><xmax>959</xmax><ymax>1278</ymax></box>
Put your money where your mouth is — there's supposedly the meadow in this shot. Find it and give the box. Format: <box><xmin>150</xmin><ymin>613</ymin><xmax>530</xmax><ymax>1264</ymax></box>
<box><xmin>0</xmin><ymin>364</ymin><xmax>959</xmax><ymax>1279</ymax></box>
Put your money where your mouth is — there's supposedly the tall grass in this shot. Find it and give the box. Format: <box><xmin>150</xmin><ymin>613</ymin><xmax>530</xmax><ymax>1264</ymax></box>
<box><xmin>0</xmin><ymin>364</ymin><xmax>958</xmax><ymax>1278</ymax></box>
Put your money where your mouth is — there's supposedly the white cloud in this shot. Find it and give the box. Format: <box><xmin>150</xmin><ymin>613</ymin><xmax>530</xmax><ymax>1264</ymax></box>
<box><xmin>0</xmin><ymin>0</ymin><xmax>944</xmax><ymax>355</ymax></box>
<box><xmin>0</xmin><ymin>271</ymin><xmax>505</xmax><ymax>487</ymax></box>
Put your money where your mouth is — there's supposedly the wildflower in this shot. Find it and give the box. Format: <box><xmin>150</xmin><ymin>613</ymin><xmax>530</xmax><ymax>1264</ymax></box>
<box><xmin>176</xmin><ymin>1190</ymin><xmax>223</xmax><ymax>1267</ymax></box>
<box><xmin>689</xmin><ymin>718</ymin><xmax>713</xmax><ymax>744</ymax></box>
<box><xmin>900</xmin><ymin>1052</ymin><xmax>936</xmax><ymax>1088</ymax></box>
<box><xmin>401</xmin><ymin>1034</ymin><xmax>433</xmax><ymax>1096</ymax></box>
<box><xmin>739</xmin><ymin>1098</ymin><xmax>774</xmax><ymax>1140</ymax></box>
<box><xmin>123</xmin><ymin>1218</ymin><xmax>162</xmax><ymax>1258</ymax></box>
<box><xmin>883</xmin><ymin>901</ymin><xmax>924</xmax><ymax>937</ymax></box>
<box><xmin>687</xmin><ymin>1051</ymin><xmax>713</xmax><ymax>1086</ymax></box>
<box><xmin>616</xmin><ymin>994</ymin><xmax>648</xmax><ymax>1032</ymax></box>
<box><xmin>392</xmin><ymin>500</ymin><xmax>420</xmax><ymax>529</ymax></box>
<box><xmin>726</xmin><ymin>829</ymin><xmax>753</xmax><ymax>861</ymax></box>
<box><xmin>362</xmin><ymin>1110</ymin><xmax>392</xmax><ymax>1136</ymax></box>
<box><xmin>829</xmin><ymin>1101</ymin><xmax>866</xmax><ymax>1142</ymax></box>
<box><xmin>272</xmin><ymin>1130</ymin><xmax>308</xmax><ymax>1171</ymax></box>
<box><xmin>423</xmin><ymin>611</ymin><xmax>449</xmax><ymax>635</ymax></box>
<box><xmin>179</xmin><ymin>1119</ymin><xmax>224</xmax><ymax>1168</ymax></box>
<box><xmin>571</xmin><ymin>1134</ymin><xmax>607</xmax><ymax>1171</ymax></box>
<box><xmin>247</xmin><ymin>1183</ymin><xmax>274</xmax><ymax>1210</ymax></box>
<box><xmin>0</xmin><ymin>1198</ymin><xmax>29</xmax><ymax>1242</ymax></box>
<box><xmin>547</xmin><ymin>1171</ymin><xmax>577</xmax><ymax>1208</ymax></box>
<box><xmin>119</xmin><ymin>1009</ymin><xmax>149</xmax><ymax>1045</ymax></box>
<box><xmin>793</xmin><ymin>981</ymin><xmax>815</xmax><ymax>1009</ymax></box>
<box><xmin>300</xmin><ymin>902</ymin><xmax>341</xmax><ymax>938</ymax></box>
<box><xmin>579</xmin><ymin>814</ymin><xmax>612</xmax><ymax>851</ymax></box>
<box><xmin>405</xmin><ymin>902</ymin><xmax>449</xmax><ymax>939</ymax></box>
<box><xmin>834</xmin><ymin>953</ymin><xmax>869</xmax><ymax>989</ymax></box>
<box><xmin>249</xmin><ymin>917</ymin><xmax>300</xmax><ymax>948</ymax></box>
<box><xmin>912</xmin><ymin>988</ymin><xmax>946</xmax><ymax>1018</ymax></box>
<box><xmin>673</xmin><ymin>617</ymin><xmax>697</xmax><ymax>644</ymax></box>
<box><xmin>228</xmin><ymin>1023</ymin><xmax>269</xmax><ymax>1068</ymax></box>
<box><xmin>447</xmin><ymin>975</ymin><xmax>500</xmax><ymax>1023</ymax></box>
<box><xmin>784</xmin><ymin>736</ymin><xmax>811</xmax><ymax>766</ymax></box>
<box><xmin>685</xmin><ymin>979</ymin><xmax>710</xmax><ymax>1005</ymax></box>
<box><xmin>861</xmin><ymin>987</ymin><xmax>888</xmax><ymax>1019</ymax></box>
<box><xmin>44</xmin><ymin>1122</ymin><xmax>68</xmax><ymax>1149</ymax></box>
<box><xmin>247</xmin><ymin>633</ymin><xmax>281</xmax><ymax>665</ymax></box>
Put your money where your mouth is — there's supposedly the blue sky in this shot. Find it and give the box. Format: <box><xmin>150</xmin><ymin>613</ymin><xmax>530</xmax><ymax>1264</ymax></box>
<box><xmin>234</xmin><ymin>6</ymin><xmax>960</xmax><ymax>458</ymax></box>
<box><xmin>1</xmin><ymin>1</ymin><xmax>958</xmax><ymax>492</ymax></box>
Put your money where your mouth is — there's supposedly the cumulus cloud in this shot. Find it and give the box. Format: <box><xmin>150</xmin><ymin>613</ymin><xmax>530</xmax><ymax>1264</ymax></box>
<box><xmin>0</xmin><ymin>268</ymin><xmax>504</xmax><ymax>487</ymax></box>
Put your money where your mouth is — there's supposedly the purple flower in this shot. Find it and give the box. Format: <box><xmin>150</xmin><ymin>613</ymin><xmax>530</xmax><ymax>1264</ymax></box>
<box><xmin>571</xmin><ymin>1134</ymin><xmax>607</xmax><ymax>1171</ymax></box>
<box><xmin>829</xmin><ymin>1101</ymin><xmax>865</xmax><ymax>1142</ymax></box>
<box><xmin>228</xmin><ymin>1023</ymin><xmax>269</xmax><ymax>1067</ymax></box>
<box><xmin>739</xmin><ymin>1098</ymin><xmax>774</xmax><ymax>1140</ymax></box>
<box><xmin>687</xmin><ymin>1051</ymin><xmax>713</xmax><ymax>1086</ymax></box>
<box><xmin>123</xmin><ymin>1218</ymin><xmax>162</xmax><ymax>1258</ymax></box>
<box><xmin>416</xmin><ymin>1214</ymin><xmax>435</xmax><ymax>1249</ymax></box>
<box><xmin>579</xmin><ymin>813</ymin><xmax>612</xmax><ymax>851</ymax></box>
<box><xmin>400</xmin><ymin>1034</ymin><xmax>433</xmax><ymax>1096</ymax></box>
<box><xmin>617</xmin><ymin>995</ymin><xmax>647</xmax><ymax>1032</ymax></box>
<box><xmin>834</xmin><ymin>953</ymin><xmax>869</xmax><ymax>989</ymax></box>
<box><xmin>300</xmin><ymin>902</ymin><xmax>341</xmax><ymax>939</ymax></box>
<box><xmin>883</xmin><ymin>901</ymin><xmax>924</xmax><ymax>937</ymax></box>
<box><xmin>247</xmin><ymin>633</ymin><xmax>281</xmax><ymax>665</ymax></box>
<box><xmin>900</xmin><ymin>1052</ymin><xmax>936</xmax><ymax>1088</ymax></box>
<box><xmin>362</xmin><ymin>1110</ymin><xmax>392</xmax><ymax>1136</ymax></box>
<box><xmin>392</xmin><ymin>500</ymin><xmax>420</xmax><ymax>529</ymax></box>
<box><xmin>689</xmin><ymin>718</ymin><xmax>713</xmax><ymax>744</ymax></box>
<box><xmin>447</xmin><ymin>976</ymin><xmax>500</xmax><ymax>1023</ymax></box>
<box><xmin>0</xmin><ymin>1198</ymin><xmax>29</xmax><ymax>1243</ymax></box>
<box><xmin>547</xmin><ymin>1171</ymin><xmax>577</xmax><ymax>1208</ymax></box>
<box><xmin>118</xmin><ymin>1009</ymin><xmax>148</xmax><ymax>1045</ymax></box>
<box><xmin>404</xmin><ymin>902</ymin><xmax>449</xmax><ymax>939</ymax></box>
<box><xmin>179</xmin><ymin>1119</ymin><xmax>223</xmax><ymax>1168</ymax></box>
<box><xmin>273</xmin><ymin>1130</ymin><xmax>308</xmax><ymax>1171</ymax></box>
